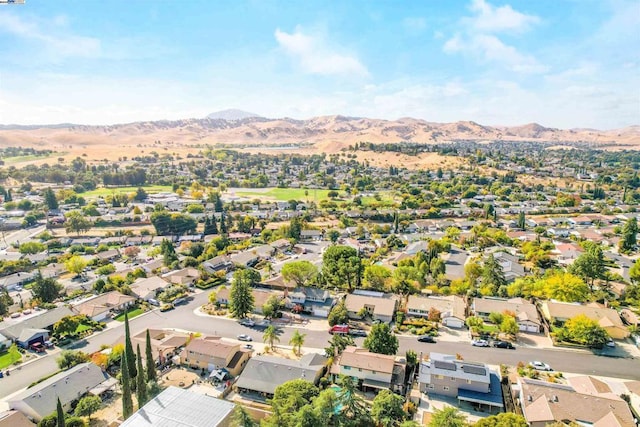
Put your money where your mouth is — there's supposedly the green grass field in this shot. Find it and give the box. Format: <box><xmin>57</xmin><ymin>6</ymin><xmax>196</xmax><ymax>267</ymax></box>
<box><xmin>233</xmin><ymin>188</ymin><xmax>332</xmax><ymax>202</ymax></box>
<box><xmin>114</xmin><ymin>307</ymin><xmax>145</xmax><ymax>321</ymax></box>
<box><xmin>82</xmin><ymin>185</ymin><xmax>172</xmax><ymax>198</ymax></box>
<box><xmin>0</xmin><ymin>348</ymin><xmax>22</xmax><ymax>369</ymax></box>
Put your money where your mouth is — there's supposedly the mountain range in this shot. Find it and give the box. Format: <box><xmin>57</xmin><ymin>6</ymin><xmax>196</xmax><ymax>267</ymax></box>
<box><xmin>0</xmin><ymin>111</ymin><xmax>638</xmax><ymax>153</ymax></box>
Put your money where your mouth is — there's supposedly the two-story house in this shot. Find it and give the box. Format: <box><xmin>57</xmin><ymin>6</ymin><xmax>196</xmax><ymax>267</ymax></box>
<box><xmin>418</xmin><ymin>353</ymin><xmax>503</xmax><ymax>413</ymax></box>
<box><xmin>330</xmin><ymin>346</ymin><xmax>406</xmax><ymax>394</ymax></box>
<box><xmin>344</xmin><ymin>291</ymin><xmax>398</xmax><ymax>324</ymax></box>
<box><xmin>180</xmin><ymin>336</ymin><xmax>251</xmax><ymax>376</ymax></box>
<box><xmin>406</xmin><ymin>295</ymin><xmax>466</xmax><ymax>329</ymax></box>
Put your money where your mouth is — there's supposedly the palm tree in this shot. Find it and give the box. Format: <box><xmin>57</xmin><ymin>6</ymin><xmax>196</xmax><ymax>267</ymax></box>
<box><xmin>289</xmin><ymin>330</ymin><xmax>306</xmax><ymax>356</ymax></box>
<box><xmin>263</xmin><ymin>325</ymin><xmax>280</xmax><ymax>352</ymax></box>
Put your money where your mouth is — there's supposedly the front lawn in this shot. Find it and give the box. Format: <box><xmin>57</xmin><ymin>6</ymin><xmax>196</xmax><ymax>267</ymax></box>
<box><xmin>114</xmin><ymin>307</ymin><xmax>145</xmax><ymax>322</ymax></box>
<box><xmin>75</xmin><ymin>324</ymin><xmax>93</xmax><ymax>334</ymax></box>
<box><xmin>0</xmin><ymin>348</ymin><xmax>22</xmax><ymax>369</ymax></box>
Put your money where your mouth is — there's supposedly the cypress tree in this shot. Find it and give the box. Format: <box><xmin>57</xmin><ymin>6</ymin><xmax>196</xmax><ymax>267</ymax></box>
<box><xmin>136</xmin><ymin>344</ymin><xmax>148</xmax><ymax>408</ymax></box>
<box><xmin>145</xmin><ymin>329</ymin><xmax>156</xmax><ymax>382</ymax></box>
<box><xmin>219</xmin><ymin>213</ymin><xmax>227</xmax><ymax>234</ymax></box>
<box><xmin>124</xmin><ymin>312</ymin><xmax>137</xmax><ymax>379</ymax></box>
<box><xmin>56</xmin><ymin>397</ymin><xmax>66</xmax><ymax>427</ymax></box>
<box><xmin>121</xmin><ymin>351</ymin><xmax>133</xmax><ymax>419</ymax></box>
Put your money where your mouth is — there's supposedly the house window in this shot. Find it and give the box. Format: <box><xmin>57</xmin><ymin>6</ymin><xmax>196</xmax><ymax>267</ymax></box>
<box><xmin>344</xmin><ymin>366</ymin><xmax>351</xmax><ymax>370</ymax></box>
<box><xmin>358</xmin><ymin>368</ymin><xmax>362</xmax><ymax>372</ymax></box>
<box><xmin>428</xmin><ymin>384</ymin><xmax>435</xmax><ymax>390</ymax></box>
<box><xmin>436</xmin><ymin>375</ymin><xmax>444</xmax><ymax>380</ymax></box>
<box><xmin>467</xmin><ymin>379</ymin><xmax>472</xmax><ymax>384</ymax></box>
<box><xmin>450</xmin><ymin>377</ymin><xmax>456</xmax><ymax>381</ymax></box>
<box><xmin>443</xmin><ymin>386</ymin><xmax>450</xmax><ymax>391</ymax></box>
<box><xmin>372</xmin><ymin>371</ymin><xmax>376</xmax><ymax>374</ymax></box>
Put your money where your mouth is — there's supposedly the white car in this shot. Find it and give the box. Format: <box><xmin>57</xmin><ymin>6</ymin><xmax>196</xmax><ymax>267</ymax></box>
<box><xmin>237</xmin><ymin>334</ymin><xmax>253</xmax><ymax>342</ymax></box>
<box><xmin>606</xmin><ymin>339</ymin><xmax>615</xmax><ymax>348</ymax></box>
<box><xmin>529</xmin><ymin>361</ymin><xmax>552</xmax><ymax>371</ymax></box>
<box><xmin>471</xmin><ymin>339</ymin><xmax>490</xmax><ymax>347</ymax></box>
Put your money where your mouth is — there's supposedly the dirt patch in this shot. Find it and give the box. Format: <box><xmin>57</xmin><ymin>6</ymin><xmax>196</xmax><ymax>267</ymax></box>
<box><xmin>160</xmin><ymin>367</ymin><xmax>200</xmax><ymax>388</ymax></box>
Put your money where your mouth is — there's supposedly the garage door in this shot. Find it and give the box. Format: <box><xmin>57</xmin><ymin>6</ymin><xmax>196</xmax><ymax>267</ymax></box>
<box><xmin>28</xmin><ymin>336</ymin><xmax>45</xmax><ymax>346</ymax></box>
<box><xmin>519</xmin><ymin>323</ymin><xmax>539</xmax><ymax>333</ymax></box>
<box><xmin>313</xmin><ymin>308</ymin><xmax>329</xmax><ymax>317</ymax></box>
<box><xmin>443</xmin><ymin>318</ymin><xmax>464</xmax><ymax>329</ymax></box>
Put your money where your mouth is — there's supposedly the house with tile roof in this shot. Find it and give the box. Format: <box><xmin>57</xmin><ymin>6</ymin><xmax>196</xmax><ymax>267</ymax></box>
<box><xmin>344</xmin><ymin>292</ymin><xmax>398</xmax><ymax>324</ymax></box>
<box><xmin>71</xmin><ymin>291</ymin><xmax>135</xmax><ymax>321</ymax></box>
<box><xmin>518</xmin><ymin>377</ymin><xmax>635</xmax><ymax>427</ymax></box>
<box><xmin>541</xmin><ymin>301</ymin><xmax>630</xmax><ymax>339</ymax></box>
<box><xmin>180</xmin><ymin>336</ymin><xmax>251</xmax><ymax>376</ymax></box>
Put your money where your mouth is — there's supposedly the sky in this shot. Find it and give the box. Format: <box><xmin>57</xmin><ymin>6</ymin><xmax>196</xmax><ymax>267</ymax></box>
<box><xmin>0</xmin><ymin>0</ymin><xmax>638</xmax><ymax>129</ymax></box>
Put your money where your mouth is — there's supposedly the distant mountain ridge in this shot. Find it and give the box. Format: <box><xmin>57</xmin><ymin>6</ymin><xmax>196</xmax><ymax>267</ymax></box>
<box><xmin>0</xmin><ymin>114</ymin><xmax>637</xmax><ymax>149</ymax></box>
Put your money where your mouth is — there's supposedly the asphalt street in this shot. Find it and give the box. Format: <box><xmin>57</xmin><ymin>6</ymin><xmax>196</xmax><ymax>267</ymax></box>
<box><xmin>2</xmin><ymin>289</ymin><xmax>639</xmax><ymax>399</ymax></box>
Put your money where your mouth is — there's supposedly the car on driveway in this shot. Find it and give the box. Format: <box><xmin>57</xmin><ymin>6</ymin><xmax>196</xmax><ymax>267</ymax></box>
<box><xmin>529</xmin><ymin>361</ymin><xmax>552</xmax><ymax>371</ymax></box>
<box><xmin>471</xmin><ymin>339</ymin><xmax>490</xmax><ymax>347</ymax></box>
<box><xmin>240</xmin><ymin>319</ymin><xmax>255</xmax><ymax>327</ymax></box>
<box><xmin>30</xmin><ymin>342</ymin><xmax>46</xmax><ymax>353</ymax></box>
<box><xmin>237</xmin><ymin>334</ymin><xmax>253</xmax><ymax>342</ymax></box>
<box><xmin>418</xmin><ymin>335</ymin><xmax>436</xmax><ymax>343</ymax></box>
<box><xmin>493</xmin><ymin>340</ymin><xmax>515</xmax><ymax>349</ymax></box>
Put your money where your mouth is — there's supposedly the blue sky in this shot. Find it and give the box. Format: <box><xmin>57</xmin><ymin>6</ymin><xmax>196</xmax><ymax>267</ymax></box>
<box><xmin>0</xmin><ymin>0</ymin><xmax>638</xmax><ymax>128</ymax></box>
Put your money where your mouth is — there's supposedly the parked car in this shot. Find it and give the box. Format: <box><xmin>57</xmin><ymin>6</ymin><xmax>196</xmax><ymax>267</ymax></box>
<box><xmin>243</xmin><ymin>344</ymin><xmax>253</xmax><ymax>350</ymax></box>
<box><xmin>493</xmin><ymin>341</ymin><xmax>515</xmax><ymax>349</ymax></box>
<box><xmin>160</xmin><ymin>304</ymin><xmax>174</xmax><ymax>312</ymax></box>
<box><xmin>148</xmin><ymin>299</ymin><xmax>160</xmax><ymax>306</ymax></box>
<box><xmin>43</xmin><ymin>340</ymin><xmax>54</xmax><ymax>349</ymax></box>
<box><xmin>237</xmin><ymin>334</ymin><xmax>253</xmax><ymax>342</ymax></box>
<box><xmin>30</xmin><ymin>342</ymin><xmax>46</xmax><ymax>353</ymax></box>
<box><xmin>471</xmin><ymin>339</ymin><xmax>490</xmax><ymax>347</ymax></box>
<box><xmin>529</xmin><ymin>361</ymin><xmax>553</xmax><ymax>371</ymax></box>
<box><xmin>606</xmin><ymin>339</ymin><xmax>615</xmax><ymax>348</ymax></box>
<box><xmin>418</xmin><ymin>335</ymin><xmax>436</xmax><ymax>343</ymax></box>
<box><xmin>350</xmin><ymin>329</ymin><xmax>367</xmax><ymax>337</ymax></box>
<box><xmin>172</xmin><ymin>298</ymin><xmax>187</xmax><ymax>306</ymax></box>
<box><xmin>240</xmin><ymin>319</ymin><xmax>255</xmax><ymax>327</ymax></box>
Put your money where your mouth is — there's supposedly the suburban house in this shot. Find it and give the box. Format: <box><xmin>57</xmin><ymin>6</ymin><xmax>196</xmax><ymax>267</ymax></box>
<box><xmin>551</xmin><ymin>243</ymin><xmax>584</xmax><ymax>265</ymax></box>
<box><xmin>418</xmin><ymin>353</ymin><xmax>503</xmax><ymax>412</ymax></box>
<box><xmin>0</xmin><ymin>306</ymin><xmax>75</xmax><ymax>348</ymax></box>
<box><xmin>71</xmin><ymin>291</ymin><xmax>136</xmax><ymax>322</ymax></box>
<box><xmin>229</xmin><ymin>251</ymin><xmax>260</xmax><ymax>268</ymax></box>
<box><xmin>95</xmin><ymin>249</ymin><xmax>121</xmax><ymax>262</ymax></box>
<box><xmin>567</xmin><ymin>376</ymin><xmax>623</xmax><ymax>401</ymax></box>
<box><xmin>162</xmin><ymin>267</ymin><xmax>201</xmax><ymax>286</ymax></box>
<box><xmin>235</xmin><ymin>353</ymin><xmax>327</xmax><ymax>399</ymax></box>
<box><xmin>330</xmin><ymin>346</ymin><xmax>406</xmax><ymax>394</ymax></box>
<box><xmin>115</xmin><ymin>329</ymin><xmax>190</xmax><ymax>365</ymax></box>
<box><xmin>180</xmin><ymin>336</ymin><xmax>251</xmax><ymax>376</ymax></box>
<box><xmin>472</xmin><ymin>297</ymin><xmax>542</xmax><ymax>333</ymax></box>
<box><xmin>0</xmin><ymin>272</ymin><xmax>37</xmax><ymax>291</ymax></box>
<box><xmin>406</xmin><ymin>295</ymin><xmax>466</xmax><ymax>329</ymax></box>
<box><xmin>541</xmin><ymin>301</ymin><xmax>630</xmax><ymax>339</ymax></box>
<box><xmin>300</xmin><ymin>230</ymin><xmax>323</xmax><ymax>241</ymax></box>
<box><xmin>518</xmin><ymin>377</ymin><xmax>635</xmax><ymax>427</ymax></box>
<box><xmin>488</xmin><ymin>251</ymin><xmax>526</xmax><ymax>282</ymax></box>
<box><xmin>202</xmin><ymin>255</ymin><xmax>232</xmax><ymax>273</ymax></box>
<box><xmin>8</xmin><ymin>363</ymin><xmax>114</xmax><ymax>422</ymax></box>
<box><xmin>344</xmin><ymin>291</ymin><xmax>398</xmax><ymax>324</ymax></box>
<box><xmin>120</xmin><ymin>386</ymin><xmax>236</xmax><ymax>427</ymax></box>
<box><xmin>130</xmin><ymin>276</ymin><xmax>171</xmax><ymax>301</ymax></box>
<box><xmin>284</xmin><ymin>287</ymin><xmax>333</xmax><ymax>317</ymax></box>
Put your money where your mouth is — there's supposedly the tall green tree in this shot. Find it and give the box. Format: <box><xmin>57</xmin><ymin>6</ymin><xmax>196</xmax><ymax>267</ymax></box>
<box><xmin>481</xmin><ymin>253</ymin><xmax>507</xmax><ymax>293</ymax></box>
<box><xmin>145</xmin><ymin>329</ymin><xmax>156</xmax><ymax>382</ymax></box>
<box><xmin>569</xmin><ymin>242</ymin><xmax>605</xmax><ymax>290</ymax></box>
<box><xmin>371</xmin><ymin>389</ymin><xmax>406</xmax><ymax>427</ymax></box>
<box><xmin>121</xmin><ymin>351</ymin><xmax>133</xmax><ymax>420</ymax></box>
<box><xmin>134</xmin><ymin>187</ymin><xmax>148</xmax><ymax>202</ymax></box>
<box><xmin>281</xmin><ymin>261</ymin><xmax>318</xmax><ymax>287</ymax></box>
<box><xmin>43</xmin><ymin>188</ymin><xmax>59</xmax><ymax>211</ymax></box>
<box><xmin>136</xmin><ymin>345</ymin><xmax>148</xmax><ymax>407</ymax></box>
<box><xmin>160</xmin><ymin>239</ymin><xmax>178</xmax><ymax>267</ymax></box>
<box><xmin>322</xmin><ymin>245</ymin><xmax>361</xmax><ymax>291</ymax></box>
<box><xmin>56</xmin><ymin>397</ymin><xmax>66</xmax><ymax>427</ymax></box>
<box><xmin>229</xmin><ymin>269</ymin><xmax>258</xmax><ymax>318</ymax></box>
<box><xmin>363</xmin><ymin>323</ymin><xmax>399</xmax><ymax>355</ymax></box>
<box><xmin>517</xmin><ymin>211</ymin><xmax>526</xmax><ymax>230</ymax></box>
<box><xmin>428</xmin><ymin>407</ymin><xmax>466</xmax><ymax>427</ymax></box>
<box><xmin>124</xmin><ymin>312</ymin><xmax>137</xmax><ymax>379</ymax></box>
<box><xmin>473</xmin><ymin>412</ymin><xmax>527</xmax><ymax>427</ymax></box>
<box><xmin>64</xmin><ymin>211</ymin><xmax>93</xmax><ymax>236</ymax></box>
<box><xmin>264</xmin><ymin>379</ymin><xmax>319</xmax><ymax>427</ymax></box>
<box><xmin>0</xmin><ymin>287</ymin><xmax>14</xmax><ymax>317</ymax></box>
<box><xmin>324</xmin><ymin>333</ymin><xmax>355</xmax><ymax>358</ymax></box>
<box><xmin>289</xmin><ymin>330</ymin><xmax>306</xmax><ymax>356</ymax></box>
<box><xmin>327</xmin><ymin>299</ymin><xmax>349</xmax><ymax>326</ymax></box>
<box><xmin>337</xmin><ymin>375</ymin><xmax>371</xmax><ymax>425</ymax></box>
<box><xmin>620</xmin><ymin>217</ymin><xmax>638</xmax><ymax>253</ymax></box>
<box><xmin>31</xmin><ymin>271</ymin><xmax>63</xmax><ymax>303</ymax></box>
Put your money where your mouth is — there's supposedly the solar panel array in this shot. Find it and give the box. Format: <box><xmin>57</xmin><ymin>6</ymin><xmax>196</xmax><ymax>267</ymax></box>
<box><xmin>462</xmin><ymin>365</ymin><xmax>487</xmax><ymax>376</ymax></box>
<box><xmin>433</xmin><ymin>360</ymin><xmax>457</xmax><ymax>371</ymax></box>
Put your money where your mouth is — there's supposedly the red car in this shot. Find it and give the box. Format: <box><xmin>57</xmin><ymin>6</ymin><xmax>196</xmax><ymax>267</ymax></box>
<box><xmin>30</xmin><ymin>342</ymin><xmax>46</xmax><ymax>353</ymax></box>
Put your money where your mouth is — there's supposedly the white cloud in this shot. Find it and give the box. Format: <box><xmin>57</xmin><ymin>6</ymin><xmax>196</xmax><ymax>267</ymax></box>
<box><xmin>274</xmin><ymin>27</ymin><xmax>369</xmax><ymax>77</ymax></box>
<box><xmin>442</xmin><ymin>0</ymin><xmax>545</xmax><ymax>74</ymax></box>
<box><xmin>468</xmin><ymin>0</ymin><xmax>540</xmax><ymax>33</ymax></box>
<box><xmin>0</xmin><ymin>13</ymin><xmax>101</xmax><ymax>60</ymax></box>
